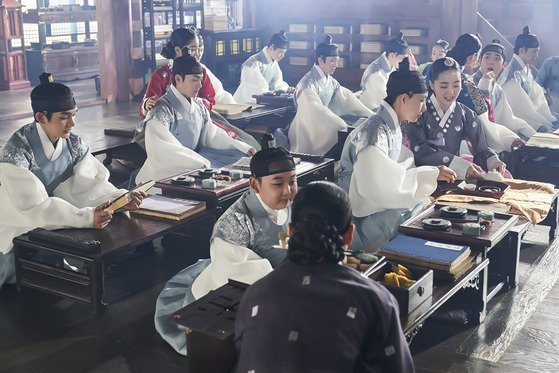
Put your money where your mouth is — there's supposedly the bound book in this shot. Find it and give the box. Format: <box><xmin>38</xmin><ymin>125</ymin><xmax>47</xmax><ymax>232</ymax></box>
<box><xmin>213</xmin><ymin>103</ymin><xmax>252</xmax><ymax>115</ymax></box>
<box><xmin>131</xmin><ymin>194</ymin><xmax>206</xmax><ymax>221</ymax></box>
<box><xmin>376</xmin><ymin>234</ymin><xmax>471</xmax><ymax>273</ymax></box>
<box><xmin>106</xmin><ymin>180</ymin><xmax>156</xmax><ymax>212</ymax></box>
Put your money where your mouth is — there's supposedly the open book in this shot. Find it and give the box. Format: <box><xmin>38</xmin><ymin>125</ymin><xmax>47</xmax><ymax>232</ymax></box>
<box><xmin>213</xmin><ymin>103</ymin><xmax>253</xmax><ymax>115</ymax></box>
<box><xmin>105</xmin><ymin>180</ymin><xmax>156</xmax><ymax>212</ymax></box>
<box><xmin>131</xmin><ymin>195</ymin><xmax>206</xmax><ymax>221</ymax></box>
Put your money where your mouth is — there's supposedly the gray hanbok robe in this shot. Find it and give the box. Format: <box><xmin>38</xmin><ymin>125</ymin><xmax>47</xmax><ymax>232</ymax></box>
<box><xmin>288</xmin><ymin>65</ymin><xmax>371</xmax><ymax>154</ymax></box>
<box><xmin>498</xmin><ymin>54</ymin><xmax>557</xmax><ymax>131</ymax></box>
<box><xmin>233</xmin><ymin>47</ymin><xmax>289</xmax><ymax>104</ymax></box>
<box><xmin>154</xmin><ymin>189</ymin><xmax>289</xmax><ymax>355</ymax></box>
<box><xmin>536</xmin><ymin>56</ymin><xmax>559</xmax><ymax>115</ymax></box>
<box><xmin>338</xmin><ymin>102</ymin><xmax>438</xmax><ymax>251</ymax></box>
<box><xmin>406</xmin><ymin>97</ymin><xmax>500</xmax><ymax>179</ymax></box>
<box><xmin>0</xmin><ymin>122</ymin><xmax>125</xmax><ymax>288</ymax></box>
<box><xmin>473</xmin><ymin>69</ymin><xmax>536</xmax><ymax>139</ymax></box>
<box><xmin>359</xmin><ymin>52</ymin><xmax>394</xmax><ymax>110</ymax></box>
<box><xmin>235</xmin><ymin>260</ymin><xmax>415</xmax><ymax>373</ymax></box>
<box><xmin>134</xmin><ymin>85</ymin><xmax>251</xmax><ymax>185</ymax></box>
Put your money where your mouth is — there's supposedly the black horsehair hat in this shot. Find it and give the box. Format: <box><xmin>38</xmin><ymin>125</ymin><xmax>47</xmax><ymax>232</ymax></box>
<box><xmin>386</xmin><ymin>57</ymin><xmax>428</xmax><ymax>99</ymax></box>
<box><xmin>386</xmin><ymin>32</ymin><xmax>409</xmax><ymax>55</ymax></box>
<box><xmin>316</xmin><ymin>35</ymin><xmax>339</xmax><ymax>60</ymax></box>
<box><xmin>481</xmin><ymin>39</ymin><xmax>507</xmax><ymax>62</ymax></box>
<box><xmin>31</xmin><ymin>73</ymin><xmax>77</xmax><ymax>114</ymax></box>
<box><xmin>250</xmin><ymin>134</ymin><xmax>296</xmax><ymax>178</ymax></box>
<box><xmin>269</xmin><ymin>30</ymin><xmax>288</xmax><ymax>49</ymax></box>
<box><xmin>515</xmin><ymin>26</ymin><xmax>539</xmax><ymax>51</ymax></box>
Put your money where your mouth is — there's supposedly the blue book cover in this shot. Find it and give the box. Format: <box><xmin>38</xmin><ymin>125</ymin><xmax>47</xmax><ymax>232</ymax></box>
<box><xmin>378</xmin><ymin>234</ymin><xmax>470</xmax><ymax>268</ymax></box>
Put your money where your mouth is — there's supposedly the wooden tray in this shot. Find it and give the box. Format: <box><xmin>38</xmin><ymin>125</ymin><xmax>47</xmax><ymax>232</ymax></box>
<box><xmin>398</xmin><ymin>204</ymin><xmax>518</xmax><ymax>248</ymax></box>
<box><xmin>436</xmin><ymin>179</ymin><xmax>510</xmax><ymax>199</ymax></box>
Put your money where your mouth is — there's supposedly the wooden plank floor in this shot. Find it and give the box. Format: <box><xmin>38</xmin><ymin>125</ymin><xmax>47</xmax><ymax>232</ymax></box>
<box><xmin>2</xmin><ymin>81</ymin><xmax>559</xmax><ymax>372</ymax></box>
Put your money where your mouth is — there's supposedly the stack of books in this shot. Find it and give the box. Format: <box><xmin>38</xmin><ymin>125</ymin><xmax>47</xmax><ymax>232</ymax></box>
<box><xmin>376</xmin><ymin>235</ymin><xmax>476</xmax><ymax>281</ymax></box>
<box><xmin>131</xmin><ymin>194</ymin><xmax>206</xmax><ymax>221</ymax></box>
<box><xmin>204</xmin><ymin>15</ymin><xmax>228</xmax><ymax>31</ymax></box>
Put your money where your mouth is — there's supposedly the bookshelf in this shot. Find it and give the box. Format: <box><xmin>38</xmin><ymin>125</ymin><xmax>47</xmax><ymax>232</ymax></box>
<box><xmin>0</xmin><ymin>0</ymin><xmax>30</xmax><ymax>90</ymax></box>
<box><xmin>22</xmin><ymin>0</ymin><xmax>98</xmax><ymax>85</ymax></box>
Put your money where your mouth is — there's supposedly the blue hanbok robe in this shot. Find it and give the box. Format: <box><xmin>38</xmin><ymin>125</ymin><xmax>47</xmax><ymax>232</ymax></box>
<box><xmin>288</xmin><ymin>65</ymin><xmax>371</xmax><ymax>155</ymax></box>
<box><xmin>134</xmin><ymin>85</ymin><xmax>252</xmax><ymax>185</ymax></box>
<box><xmin>235</xmin><ymin>260</ymin><xmax>415</xmax><ymax>373</ymax></box>
<box><xmin>233</xmin><ymin>47</ymin><xmax>289</xmax><ymax>104</ymax></box>
<box><xmin>498</xmin><ymin>54</ymin><xmax>557</xmax><ymax>131</ymax></box>
<box><xmin>338</xmin><ymin>102</ymin><xmax>438</xmax><ymax>251</ymax></box>
<box><xmin>0</xmin><ymin>122</ymin><xmax>126</xmax><ymax>288</ymax></box>
<box><xmin>406</xmin><ymin>97</ymin><xmax>500</xmax><ymax>179</ymax></box>
<box><xmin>536</xmin><ymin>56</ymin><xmax>559</xmax><ymax>116</ymax></box>
<box><xmin>473</xmin><ymin>69</ymin><xmax>536</xmax><ymax>139</ymax></box>
<box><xmin>154</xmin><ymin>189</ymin><xmax>289</xmax><ymax>355</ymax></box>
<box><xmin>359</xmin><ymin>52</ymin><xmax>394</xmax><ymax>110</ymax></box>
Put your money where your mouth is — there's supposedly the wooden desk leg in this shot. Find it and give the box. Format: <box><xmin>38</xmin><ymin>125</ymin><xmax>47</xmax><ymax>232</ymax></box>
<box><xmin>462</xmin><ymin>265</ymin><xmax>488</xmax><ymax>325</ymax></box>
<box><xmin>103</xmin><ymin>151</ymin><xmax>113</xmax><ymax>166</ymax></box>
<box><xmin>504</xmin><ymin>231</ymin><xmax>521</xmax><ymax>289</ymax></box>
<box><xmin>89</xmin><ymin>259</ymin><xmax>105</xmax><ymax>313</ymax></box>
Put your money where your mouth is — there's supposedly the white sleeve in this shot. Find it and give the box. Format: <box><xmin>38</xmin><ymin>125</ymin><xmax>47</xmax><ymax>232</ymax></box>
<box><xmin>331</xmin><ymin>86</ymin><xmax>373</xmax><ymax>117</ymax></box>
<box><xmin>350</xmin><ymin>146</ymin><xmax>439</xmax><ymax>218</ymax></box>
<box><xmin>502</xmin><ymin>80</ymin><xmax>554</xmax><ymax>131</ymax></box>
<box><xmin>135</xmin><ymin>117</ymin><xmax>211</xmax><ymax>184</ymax></box>
<box><xmin>233</xmin><ymin>66</ymin><xmax>270</xmax><ymax>104</ymax></box>
<box><xmin>191</xmin><ymin>237</ymin><xmax>273</xmax><ymax>299</ymax></box>
<box><xmin>0</xmin><ymin>163</ymin><xmax>96</xmax><ymax>253</ymax></box>
<box><xmin>358</xmin><ymin>73</ymin><xmax>388</xmax><ymax>110</ymax></box>
<box><xmin>529</xmin><ymin>82</ymin><xmax>557</xmax><ymax>123</ymax></box>
<box><xmin>53</xmin><ymin>153</ymin><xmax>125</xmax><ymax>207</ymax></box>
<box><xmin>269</xmin><ymin>66</ymin><xmax>289</xmax><ymax>92</ymax></box>
<box><xmin>288</xmin><ymin>87</ymin><xmax>349</xmax><ymax>155</ymax></box>
<box><xmin>477</xmin><ymin>112</ymin><xmax>518</xmax><ymax>153</ymax></box>
<box><xmin>199</xmin><ymin>104</ymin><xmax>252</xmax><ymax>153</ymax></box>
<box><xmin>493</xmin><ymin>91</ymin><xmax>537</xmax><ymax>138</ymax></box>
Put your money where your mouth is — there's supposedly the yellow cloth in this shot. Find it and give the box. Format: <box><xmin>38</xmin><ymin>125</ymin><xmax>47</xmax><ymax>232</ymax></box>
<box><xmin>436</xmin><ymin>179</ymin><xmax>556</xmax><ymax>224</ymax></box>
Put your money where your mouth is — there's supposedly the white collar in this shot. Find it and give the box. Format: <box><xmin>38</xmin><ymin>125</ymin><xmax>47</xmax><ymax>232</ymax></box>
<box><xmin>36</xmin><ymin>121</ymin><xmax>64</xmax><ymax>160</ymax></box>
<box><xmin>380</xmin><ymin>101</ymin><xmax>400</xmax><ymax>130</ymax></box>
<box><xmin>170</xmin><ymin>84</ymin><xmax>196</xmax><ymax>113</ymax></box>
<box><xmin>255</xmin><ymin>193</ymin><xmax>289</xmax><ymax>225</ymax></box>
<box><xmin>381</xmin><ymin>52</ymin><xmax>394</xmax><ymax>72</ymax></box>
<box><xmin>262</xmin><ymin>47</ymin><xmax>274</xmax><ymax>64</ymax></box>
<box><xmin>314</xmin><ymin>64</ymin><xmax>330</xmax><ymax>85</ymax></box>
<box><xmin>513</xmin><ymin>54</ymin><xmax>529</xmax><ymax>73</ymax></box>
<box><xmin>431</xmin><ymin>96</ymin><xmax>456</xmax><ymax>128</ymax></box>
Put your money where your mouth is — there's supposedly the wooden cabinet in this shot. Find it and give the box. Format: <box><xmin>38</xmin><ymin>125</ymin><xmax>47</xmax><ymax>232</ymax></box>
<box><xmin>22</xmin><ymin>0</ymin><xmax>98</xmax><ymax>85</ymax></box>
<box><xmin>0</xmin><ymin>0</ymin><xmax>30</xmax><ymax>90</ymax></box>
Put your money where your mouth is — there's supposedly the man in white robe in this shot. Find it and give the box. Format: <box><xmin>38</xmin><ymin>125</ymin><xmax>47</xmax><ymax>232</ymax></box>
<box><xmin>498</xmin><ymin>26</ymin><xmax>558</xmax><ymax>132</ymax></box>
<box><xmin>0</xmin><ymin>74</ymin><xmax>145</xmax><ymax>288</ymax></box>
<box><xmin>154</xmin><ymin>140</ymin><xmax>297</xmax><ymax>355</ymax></box>
<box><xmin>288</xmin><ymin>35</ymin><xmax>372</xmax><ymax>155</ymax></box>
<box><xmin>338</xmin><ymin>58</ymin><xmax>456</xmax><ymax>250</ymax></box>
<box><xmin>536</xmin><ymin>56</ymin><xmax>559</xmax><ymax>116</ymax></box>
<box><xmin>474</xmin><ymin>39</ymin><xmax>536</xmax><ymax>140</ymax></box>
<box><xmin>233</xmin><ymin>30</ymin><xmax>291</xmax><ymax>104</ymax></box>
<box><xmin>359</xmin><ymin>32</ymin><xmax>409</xmax><ymax>111</ymax></box>
<box><xmin>134</xmin><ymin>55</ymin><xmax>255</xmax><ymax>186</ymax></box>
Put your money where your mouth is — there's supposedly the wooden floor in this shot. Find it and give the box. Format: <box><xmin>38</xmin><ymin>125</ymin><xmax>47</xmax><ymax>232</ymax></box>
<box><xmin>1</xmin><ymin>80</ymin><xmax>559</xmax><ymax>372</ymax></box>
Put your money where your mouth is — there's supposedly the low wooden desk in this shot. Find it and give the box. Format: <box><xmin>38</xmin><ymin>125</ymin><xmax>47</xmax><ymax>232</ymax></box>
<box><xmin>12</xmin><ymin>208</ymin><xmax>218</xmax><ymax>313</ymax></box>
<box><xmin>156</xmin><ymin>159</ymin><xmax>335</xmax><ymax>210</ymax></box>
<box><xmin>510</xmin><ymin>137</ymin><xmax>559</xmax><ymax>186</ymax></box>
<box><xmin>399</xmin><ymin>204</ymin><xmax>519</xmax><ymax>312</ymax></box>
<box><xmin>222</xmin><ymin>104</ymin><xmax>294</xmax><ymax>136</ymax></box>
<box><xmin>252</xmin><ymin>93</ymin><xmax>295</xmax><ymax>107</ymax></box>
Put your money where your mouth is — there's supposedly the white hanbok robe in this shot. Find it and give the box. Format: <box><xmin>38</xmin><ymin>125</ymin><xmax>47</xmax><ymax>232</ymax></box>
<box><xmin>233</xmin><ymin>47</ymin><xmax>289</xmax><ymax>104</ymax></box>
<box><xmin>288</xmin><ymin>65</ymin><xmax>372</xmax><ymax>155</ymax></box>
<box><xmin>474</xmin><ymin>69</ymin><xmax>536</xmax><ymax>139</ymax></box>
<box><xmin>154</xmin><ymin>189</ymin><xmax>289</xmax><ymax>355</ymax></box>
<box><xmin>135</xmin><ymin>85</ymin><xmax>251</xmax><ymax>185</ymax></box>
<box><xmin>359</xmin><ymin>53</ymin><xmax>394</xmax><ymax>110</ymax></box>
<box><xmin>338</xmin><ymin>102</ymin><xmax>439</xmax><ymax>250</ymax></box>
<box><xmin>498</xmin><ymin>54</ymin><xmax>557</xmax><ymax>131</ymax></box>
<box><xmin>202</xmin><ymin>63</ymin><xmax>236</xmax><ymax>104</ymax></box>
<box><xmin>0</xmin><ymin>122</ymin><xmax>126</xmax><ymax>286</ymax></box>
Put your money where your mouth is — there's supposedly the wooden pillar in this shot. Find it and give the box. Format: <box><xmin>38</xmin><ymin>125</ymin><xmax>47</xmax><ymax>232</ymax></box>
<box><xmin>97</xmin><ymin>0</ymin><xmax>133</xmax><ymax>102</ymax></box>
